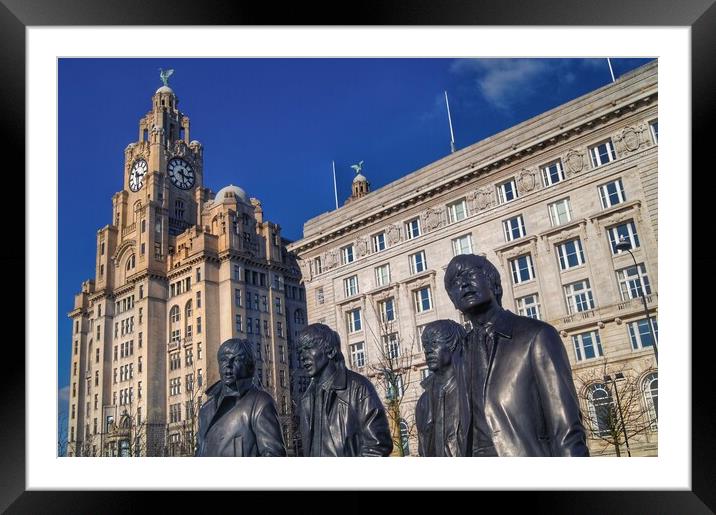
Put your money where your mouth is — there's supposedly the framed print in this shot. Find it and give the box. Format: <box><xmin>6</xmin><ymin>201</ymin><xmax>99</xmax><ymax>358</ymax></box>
<box><xmin>4</xmin><ymin>0</ymin><xmax>712</xmax><ymax>511</ymax></box>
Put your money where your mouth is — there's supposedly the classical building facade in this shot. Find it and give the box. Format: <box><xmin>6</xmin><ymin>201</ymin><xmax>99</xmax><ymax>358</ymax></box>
<box><xmin>288</xmin><ymin>61</ymin><xmax>659</xmax><ymax>457</ymax></box>
<box><xmin>67</xmin><ymin>82</ymin><xmax>307</xmax><ymax>457</ymax></box>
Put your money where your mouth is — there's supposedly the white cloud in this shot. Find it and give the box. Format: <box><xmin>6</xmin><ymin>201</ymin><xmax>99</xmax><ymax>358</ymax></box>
<box><xmin>58</xmin><ymin>385</ymin><xmax>70</xmax><ymax>409</ymax></box>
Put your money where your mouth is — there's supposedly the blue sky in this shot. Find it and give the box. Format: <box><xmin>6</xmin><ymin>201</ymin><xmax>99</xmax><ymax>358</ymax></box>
<box><xmin>57</xmin><ymin>57</ymin><xmax>654</xmax><ymax>415</ymax></box>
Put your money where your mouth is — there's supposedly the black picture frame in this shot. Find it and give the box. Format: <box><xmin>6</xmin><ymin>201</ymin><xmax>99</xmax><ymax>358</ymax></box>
<box><xmin>4</xmin><ymin>0</ymin><xmax>710</xmax><ymax>512</ymax></box>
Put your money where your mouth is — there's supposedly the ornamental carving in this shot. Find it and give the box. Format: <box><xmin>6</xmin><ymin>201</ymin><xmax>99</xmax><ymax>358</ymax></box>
<box><xmin>386</xmin><ymin>224</ymin><xmax>402</xmax><ymax>245</ymax></box>
<box><xmin>356</xmin><ymin>237</ymin><xmax>369</xmax><ymax>258</ymax></box>
<box><xmin>297</xmin><ymin>258</ymin><xmax>311</xmax><ymax>282</ymax></box>
<box><xmin>472</xmin><ymin>186</ymin><xmax>495</xmax><ymax>211</ymax></box>
<box><xmin>565</xmin><ymin>149</ymin><xmax>585</xmax><ymax>174</ymax></box>
<box><xmin>517</xmin><ymin>168</ymin><xmax>538</xmax><ymax>195</ymax></box>
<box><xmin>613</xmin><ymin>126</ymin><xmax>643</xmax><ymax>154</ymax></box>
<box><xmin>422</xmin><ymin>207</ymin><xmax>444</xmax><ymax>232</ymax></box>
<box><xmin>324</xmin><ymin>250</ymin><xmax>338</xmax><ymax>270</ymax></box>
<box><xmin>173</xmin><ymin>140</ymin><xmax>189</xmax><ymax>158</ymax></box>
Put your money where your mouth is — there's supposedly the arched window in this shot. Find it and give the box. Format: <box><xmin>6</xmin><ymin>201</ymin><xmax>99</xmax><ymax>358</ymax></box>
<box><xmin>399</xmin><ymin>418</ymin><xmax>410</xmax><ymax>455</ymax></box>
<box><xmin>133</xmin><ymin>201</ymin><xmax>142</xmax><ymax>222</ymax></box>
<box><xmin>642</xmin><ymin>372</ymin><xmax>658</xmax><ymax>429</ymax></box>
<box><xmin>126</xmin><ymin>254</ymin><xmax>135</xmax><ymax>271</ymax></box>
<box><xmin>587</xmin><ymin>383</ymin><xmax>614</xmax><ymax>437</ymax></box>
<box><xmin>175</xmin><ymin>199</ymin><xmax>185</xmax><ymax>219</ymax></box>
<box><xmin>170</xmin><ymin>305</ymin><xmax>180</xmax><ymax>324</ymax></box>
<box><xmin>294</xmin><ymin>309</ymin><xmax>305</xmax><ymax>325</ymax></box>
<box><xmin>185</xmin><ymin>300</ymin><xmax>193</xmax><ymax>319</ymax></box>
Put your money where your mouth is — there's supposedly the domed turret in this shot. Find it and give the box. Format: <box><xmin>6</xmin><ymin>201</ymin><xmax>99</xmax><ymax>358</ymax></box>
<box><xmin>214</xmin><ymin>184</ymin><xmax>250</xmax><ymax>205</ymax></box>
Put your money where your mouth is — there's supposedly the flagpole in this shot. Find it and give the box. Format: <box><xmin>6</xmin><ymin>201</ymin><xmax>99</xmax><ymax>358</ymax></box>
<box><xmin>332</xmin><ymin>160</ymin><xmax>338</xmax><ymax>210</ymax></box>
<box><xmin>607</xmin><ymin>58</ymin><xmax>616</xmax><ymax>83</ymax></box>
<box><xmin>445</xmin><ymin>91</ymin><xmax>456</xmax><ymax>153</ymax></box>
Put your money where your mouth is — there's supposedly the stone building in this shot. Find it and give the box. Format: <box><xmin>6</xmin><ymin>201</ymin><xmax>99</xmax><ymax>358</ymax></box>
<box><xmin>67</xmin><ymin>81</ymin><xmax>307</xmax><ymax>456</ymax></box>
<box><xmin>288</xmin><ymin>61</ymin><xmax>659</xmax><ymax>457</ymax></box>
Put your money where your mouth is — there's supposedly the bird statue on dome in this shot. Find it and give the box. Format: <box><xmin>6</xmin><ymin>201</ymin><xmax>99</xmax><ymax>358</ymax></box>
<box><xmin>159</xmin><ymin>68</ymin><xmax>174</xmax><ymax>87</ymax></box>
<box><xmin>350</xmin><ymin>160</ymin><xmax>364</xmax><ymax>175</ymax></box>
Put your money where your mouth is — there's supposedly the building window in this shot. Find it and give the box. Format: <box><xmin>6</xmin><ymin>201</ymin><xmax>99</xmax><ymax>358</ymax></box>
<box><xmin>642</xmin><ymin>372</ymin><xmax>658</xmax><ymax>428</ymax></box>
<box><xmin>447</xmin><ymin>198</ymin><xmax>468</xmax><ymax>223</ymax></box>
<box><xmin>409</xmin><ymin>250</ymin><xmax>427</xmax><ymax>274</ymax></box>
<box><xmin>247</xmin><ymin>318</ymin><xmax>253</xmax><ymax>334</ymax></box>
<box><xmin>650</xmin><ymin>120</ymin><xmax>658</xmax><ymax>144</ymax></box>
<box><xmin>197</xmin><ymin>316</ymin><xmax>202</xmax><ymax>334</ymax></box>
<box><xmin>616</xmin><ymin>263</ymin><xmax>652</xmax><ymax>300</ymax></box>
<box><xmin>516</xmin><ymin>294</ymin><xmax>541</xmax><ymax>319</ymax></box>
<box><xmin>312</xmin><ymin>256</ymin><xmax>322</xmax><ymax>275</ymax></box>
<box><xmin>628</xmin><ymin>318</ymin><xmax>658</xmax><ymax>350</ymax></box>
<box><xmin>372</xmin><ymin>232</ymin><xmax>387</xmax><ymax>253</ymax></box>
<box><xmin>347</xmin><ymin>309</ymin><xmax>362</xmax><ymax>333</ymax></box>
<box><xmin>138</xmin><ymin>356</ymin><xmax>142</xmax><ymax>373</ymax></box>
<box><xmin>587</xmin><ymin>383</ymin><xmax>613</xmax><ymax>436</ymax></box>
<box><xmin>599</xmin><ymin>178</ymin><xmax>626</xmax><ymax>209</ymax></box>
<box><xmin>414</xmin><ymin>287</ymin><xmax>433</xmax><ymax>313</ymax></box>
<box><xmin>196</xmin><ymin>290</ymin><xmax>201</xmax><ymax>308</ymax></box>
<box><xmin>175</xmin><ymin>199</ymin><xmax>185</xmax><ymax>219</ymax></box>
<box><xmin>171</xmin><ymin>329</ymin><xmax>181</xmax><ymax>344</ymax></box>
<box><xmin>564</xmin><ymin>279</ymin><xmax>596</xmax><ymax>314</ymax></box>
<box><xmin>386</xmin><ymin>373</ymin><xmax>405</xmax><ymax>400</ymax></box>
<box><xmin>541</xmin><ymin>159</ymin><xmax>565</xmax><ymax>187</ymax></box>
<box><xmin>375</xmin><ymin>264</ymin><xmax>391</xmax><ymax>287</ymax></box>
<box><xmin>170</xmin><ymin>352</ymin><xmax>181</xmax><ymax>371</ymax></box>
<box><xmin>275</xmin><ymin>297</ymin><xmax>283</xmax><ymax>314</ymax></box>
<box><xmin>589</xmin><ymin>139</ymin><xmax>617</xmax><ymax>167</ymax></box>
<box><xmin>196</xmin><ymin>267</ymin><xmax>201</xmax><ymax>282</ymax></box>
<box><xmin>608</xmin><ymin>221</ymin><xmax>640</xmax><ymax>255</ymax></box>
<box><xmin>383</xmin><ymin>333</ymin><xmax>400</xmax><ymax>359</ymax></box>
<box><xmin>294</xmin><ymin>309</ymin><xmax>305</xmax><ymax>325</ymax></box>
<box><xmin>344</xmin><ymin>275</ymin><xmax>359</xmax><ymax>297</ymax></box>
<box><xmin>233</xmin><ymin>264</ymin><xmax>241</xmax><ymax>281</ymax></box>
<box><xmin>185</xmin><ymin>348</ymin><xmax>193</xmax><ymax>366</ymax></box>
<box><xmin>503</xmin><ymin>215</ymin><xmax>526</xmax><ymax>242</ymax></box>
<box><xmin>234</xmin><ymin>288</ymin><xmax>242</xmax><ymax>307</ymax></box>
<box><xmin>451</xmin><ymin>234</ymin><xmax>473</xmax><ymax>256</ymax></box>
<box><xmin>350</xmin><ymin>342</ymin><xmax>365</xmax><ymax>368</ymax></box>
<box><xmin>255</xmin><ymin>319</ymin><xmax>261</xmax><ymax>334</ymax></box>
<box><xmin>235</xmin><ymin>314</ymin><xmax>243</xmax><ymax>332</ymax></box>
<box><xmin>170</xmin><ymin>305</ymin><xmax>180</xmax><ymax>323</ymax></box>
<box><xmin>496</xmin><ymin>178</ymin><xmax>518</xmax><ymax>204</ymax></box>
<box><xmin>547</xmin><ymin>198</ymin><xmax>571</xmax><ymax>227</ymax></box>
<box><xmin>556</xmin><ymin>238</ymin><xmax>586</xmax><ymax>271</ymax></box>
<box><xmin>509</xmin><ymin>254</ymin><xmax>536</xmax><ymax>284</ymax></box>
<box><xmin>263</xmin><ymin>320</ymin><xmax>270</xmax><ymax>336</ymax></box>
<box><xmin>341</xmin><ymin>245</ymin><xmax>355</xmax><ymax>265</ymax></box>
<box><xmin>379</xmin><ymin>298</ymin><xmax>396</xmax><ymax>324</ymax></box>
<box><xmin>572</xmin><ymin>330</ymin><xmax>604</xmax><ymax>362</ymax></box>
<box><xmin>169</xmin><ymin>377</ymin><xmax>181</xmax><ymax>396</ymax></box>
<box><xmin>315</xmin><ymin>287</ymin><xmax>324</xmax><ymax>305</ymax></box>
<box><xmin>405</xmin><ymin>218</ymin><xmax>421</xmax><ymax>240</ymax></box>
<box><xmin>279</xmin><ymin>345</ymin><xmax>286</xmax><ymax>363</ymax></box>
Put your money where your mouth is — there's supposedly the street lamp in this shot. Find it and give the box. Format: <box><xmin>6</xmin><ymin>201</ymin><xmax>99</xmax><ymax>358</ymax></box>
<box><xmin>615</xmin><ymin>235</ymin><xmax>658</xmax><ymax>364</ymax></box>
<box><xmin>604</xmin><ymin>372</ymin><xmax>631</xmax><ymax>457</ymax></box>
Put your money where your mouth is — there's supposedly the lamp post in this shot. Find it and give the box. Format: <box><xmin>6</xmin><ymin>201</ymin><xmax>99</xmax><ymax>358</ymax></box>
<box><xmin>615</xmin><ymin>235</ymin><xmax>658</xmax><ymax>364</ymax></box>
<box><xmin>604</xmin><ymin>372</ymin><xmax>631</xmax><ymax>457</ymax></box>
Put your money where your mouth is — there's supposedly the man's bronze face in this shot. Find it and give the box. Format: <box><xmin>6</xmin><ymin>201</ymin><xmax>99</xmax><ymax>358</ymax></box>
<box><xmin>218</xmin><ymin>347</ymin><xmax>252</xmax><ymax>387</ymax></box>
<box><xmin>298</xmin><ymin>338</ymin><xmax>329</xmax><ymax>378</ymax></box>
<box><xmin>422</xmin><ymin>336</ymin><xmax>453</xmax><ymax>372</ymax></box>
<box><xmin>447</xmin><ymin>267</ymin><xmax>494</xmax><ymax>313</ymax></box>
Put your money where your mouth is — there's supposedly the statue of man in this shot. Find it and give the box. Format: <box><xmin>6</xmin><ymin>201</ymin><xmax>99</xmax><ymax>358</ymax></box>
<box><xmin>444</xmin><ymin>254</ymin><xmax>589</xmax><ymax>457</ymax></box>
<box><xmin>196</xmin><ymin>338</ymin><xmax>286</xmax><ymax>457</ymax></box>
<box><xmin>297</xmin><ymin>323</ymin><xmax>393</xmax><ymax>457</ymax></box>
<box><xmin>416</xmin><ymin>319</ymin><xmax>471</xmax><ymax>457</ymax></box>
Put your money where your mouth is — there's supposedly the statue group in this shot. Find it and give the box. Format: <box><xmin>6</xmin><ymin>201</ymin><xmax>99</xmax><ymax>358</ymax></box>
<box><xmin>196</xmin><ymin>254</ymin><xmax>589</xmax><ymax>457</ymax></box>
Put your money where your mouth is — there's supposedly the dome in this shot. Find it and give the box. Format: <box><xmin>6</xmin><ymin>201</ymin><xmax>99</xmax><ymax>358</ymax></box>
<box><xmin>155</xmin><ymin>85</ymin><xmax>174</xmax><ymax>95</ymax></box>
<box><xmin>214</xmin><ymin>184</ymin><xmax>250</xmax><ymax>204</ymax></box>
<box><xmin>353</xmin><ymin>173</ymin><xmax>368</xmax><ymax>183</ymax></box>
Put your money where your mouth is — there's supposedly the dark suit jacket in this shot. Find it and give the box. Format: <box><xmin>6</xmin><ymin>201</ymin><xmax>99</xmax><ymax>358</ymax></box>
<box><xmin>196</xmin><ymin>379</ymin><xmax>286</xmax><ymax>457</ymax></box>
<box><xmin>299</xmin><ymin>365</ymin><xmax>393</xmax><ymax>457</ymax></box>
<box><xmin>466</xmin><ymin>309</ymin><xmax>589</xmax><ymax>457</ymax></box>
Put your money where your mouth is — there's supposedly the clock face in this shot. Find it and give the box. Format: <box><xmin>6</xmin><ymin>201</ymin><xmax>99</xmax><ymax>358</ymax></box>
<box><xmin>129</xmin><ymin>159</ymin><xmax>148</xmax><ymax>192</ymax></box>
<box><xmin>167</xmin><ymin>157</ymin><xmax>195</xmax><ymax>190</ymax></box>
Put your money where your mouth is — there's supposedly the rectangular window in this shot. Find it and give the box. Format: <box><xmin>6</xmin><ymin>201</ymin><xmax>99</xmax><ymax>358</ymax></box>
<box><xmin>409</xmin><ymin>250</ymin><xmax>427</xmax><ymax>274</ymax></box>
<box><xmin>414</xmin><ymin>287</ymin><xmax>433</xmax><ymax>313</ymax></box>
<box><xmin>451</xmin><ymin>234</ymin><xmax>473</xmax><ymax>256</ymax></box>
<box><xmin>503</xmin><ymin>215</ymin><xmax>526</xmax><ymax>242</ymax></box>
<box><xmin>405</xmin><ymin>218</ymin><xmax>421</xmax><ymax>240</ymax></box>
<box><xmin>496</xmin><ymin>178</ymin><xmax>518</xmax><ymax>204</ymax></box>
<box><xmin>234</xmin><ymin>288</ymin><xmax>242</xmax><ymax>307</ymax></box>
<box><xmin>650</xmin><ymin>119</ymin><xmax>658</xmax><ymax>143</ymax></box>
<box><xmin>589</xmin><ymin>139</ymin><xmax>617</xmax><ymax>167</ymax></box>
<box><xmin>235</xmin><ymin>314</ymin><xmax>243</xmax><ymax>332</ymax></box>
<box><xmin>599</xmin><ymin>179</ymin><xmax>626</xmax><ymax>209</ymax></box>
<box><xmin>548</xmin><ymin>198</ymin><xmax>572</xmax><ymax>227</ymax></box>
<box><xmin>279</xmin><ymin>344</ymin><xmax>285</xmax><ymax>363</ymax></box>
<box><xmin>383</xmin><ymin>333</ymin><xmax>400</xmax><ymax>359</ymax></box>
<box><xmin>375</xmin><ymin>264</ymin><xmax>391</xmax><ymax>287</ymax></box>
<box><xmin>263</xmin><ymin>320</ymin><xmax>270</xmax><ymax>336</ymax></box>
<box><xmin>196</xmin><ymin>290</ymin><xmax>201</xmax><ymax>308</ymax></box>
<box><xmin>516</xmin><ymin>294</ymin><xmax>541</xmax><ymax>319</ymax></box>
<box><xmin>379</xmin><ymin>298</ymin><xmax>396</xmax><ymax>324</ymax></box>
<box><xmin>628</xmin><ymin>318</ymin><xmax>658</xmax><ymax>350</ymax></box>
<box><xmin>344</xmin><ymin>275</ymin><xmax>359</xmax><ymax>297</ymax></box>
<box><xmin>312</xmin><ymin>256</ymin><xmax>322</xmax><ymax>275</ymax></box>
<box><xmin>255</xmin><ymin>319</ymin><xmax>261</xmax><ymax>334</ymax></box>
<box><xmin>616</xmin><ymin>263</ymin><xmax>652</xmax><ymax>300</ymax></box>
<box><xmin>564</xmin><ymin>280</ymin><xmax>596</xmax><ymax>314</ymax></box>
<box><xmin>196</xmin><ymin>267</ymin><xmax>201</xmax><ymax>282</ymax></box>
<box><xmin>350</xmin><ymin>342</ymin><xmax>365</xmax><ymax>368</ymax></box>
<box><xmin>315</xmin><ymin>287</ymin><xmax>324</xmax><ymax>305</ymax></box>
<box><xmin>341</xmin><ymin>245</ymin><xmax>355</xmax><ymax>265</ymax></box>
<box><xmin>386</xmin><ymin>373</ymin><xmax>405</xmax><ymax>400</ymax></box>
<box><xmin>608</xmin><ymin>221</ymin><xmax>640</xmax><ymax>255</ymax></box>
<box><xmin>346</xmin><ymin>309</ymin><xmax>362</xmax><ymax>333</ymax></box>
<box><xmin>447</xmin><ymin>198</ymin><xmax>468</xmax><ymax>223</ymax></box>
<box><xmin>509</xmin><ymin>254</ymin><xmax>536</xmax><ymax>284</ymax></box>
<box><xmin>541</xmin><ymin>160</ymin><xmax>565</xmax><ymax>187</ymax></box>
<box><xmin>572</xmin><ymin>331</ymin><xmax>604</xmax><ymax>362</ymax></box>
<box><xmin>197</xmin><ymin>316</ymin><xmax>202</xmax><ymax>334</ymax></box>
<box><xmin>556</xmin><ymin>238</ymin><xmax>586</xmax><ymax>270</ymax></box>
<box><xmin>279</xmin><ymin>369</ymin><xmax>286</xmax><ymax>388</ymax></box>
<box><xmin>372</xmin><ymin>232</ymin><xmax>387</xmax><ymax>253</ymax></box>
<box><xmin>247</xmin><ymin>318</ymin><xmax>253</xmax><ymax>334</ymax></box>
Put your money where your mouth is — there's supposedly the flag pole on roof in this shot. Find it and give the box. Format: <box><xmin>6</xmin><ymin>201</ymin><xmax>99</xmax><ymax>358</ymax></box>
<box><xmin>607</xmin><ymin>58</ymin><xmax>616</xmax><ymax>83</ymax></box>
<box><xmin>445</xmin><ymin>91</ymin><xmax>456</xmax><ymax>153</ymax></box>
<box><xmin>332</xmin><ymin>160</ymin><xmax>339</xmax><ymax>210</ymax></box>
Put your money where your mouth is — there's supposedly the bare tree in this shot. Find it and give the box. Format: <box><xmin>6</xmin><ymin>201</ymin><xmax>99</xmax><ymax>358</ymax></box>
<box><xmin>574</xmin><ymin>360</ymin><xmax>658</xmax><ymax>457</ymax></box>
<box><xmin>363</xmin><ymin>299</ymin><xmax>421</xmax><ymax>457</ymax></box>
<box><xmin>57</xmin><ymin>411</ymin><xmax>69</xmax><ymax>457</ymax></box>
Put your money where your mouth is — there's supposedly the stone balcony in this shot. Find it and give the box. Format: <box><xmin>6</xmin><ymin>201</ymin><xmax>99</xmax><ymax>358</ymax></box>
<box><xmin>554</xmin><ymin>293</ymin><xmax>658</xmax><ymax>332</ymax></box>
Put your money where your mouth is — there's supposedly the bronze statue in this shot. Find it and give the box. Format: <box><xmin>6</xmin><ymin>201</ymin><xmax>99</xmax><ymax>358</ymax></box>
<box><xmin>416</xmin><ymin>319</ymin><xmax>471</xmax><ymax>456</ymax></box>
<box><xmin>196</xmin><ymin>338</ymin><xmax>286</xmax><ymax>457</ymax></box>
<box><xmin>444</xmin><ymin>254</ymin><xmax>589</xmax><ymax>457</ymax></box>
<box><xmin>297</xmin><ymin>323</ymin><xmax>393</xmax><ymax>457</ymax></box>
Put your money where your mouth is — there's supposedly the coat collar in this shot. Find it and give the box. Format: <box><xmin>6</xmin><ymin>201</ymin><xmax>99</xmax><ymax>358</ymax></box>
<box><xmin>480</xmin><ymin>307</ymin><xmax>514</xmax><ymax>339</ymax></box>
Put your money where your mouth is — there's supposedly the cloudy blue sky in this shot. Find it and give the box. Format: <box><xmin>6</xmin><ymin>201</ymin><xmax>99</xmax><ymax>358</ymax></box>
<box><xmin>57</xmin><ymin>57</ymin><xmax>654</xmax><ymax>423</ymax></box>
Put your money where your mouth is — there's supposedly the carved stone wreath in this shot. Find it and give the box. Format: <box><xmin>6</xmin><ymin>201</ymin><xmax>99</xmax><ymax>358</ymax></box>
<box><xmin>386</xmin><ymin>224</ymin><xmax>402</xmax><ymax>245</ymax></box>
<box><xmin>422</xmin><ymin>207</ymin><xmax>444</xmax><ymax>232</ymax></box>
<box><xmin>517</xmin><ymin>168</ymin><xmax>538</xmax><ymax>195</ymax></box>
<box><xmin>565</xmin><ymin>149</ymin><xmax>585</xmax><ymax>174</ymax></box>
<box><xmin>614</xmin><ymin>126</ymin><xmax>642</xmax><ymax>153</ymax></box>
<box><xmin>472</xmin><ymin>186</ymin><xmax>495</xmax><ymax>211</ymax></box>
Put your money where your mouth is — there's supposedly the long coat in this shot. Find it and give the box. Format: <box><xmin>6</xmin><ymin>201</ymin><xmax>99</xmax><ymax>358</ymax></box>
<box><xmin>465</xmin><ymin>309</ymin><xmax>589</xmax><ymax>457</ymax></box>
<box><xmin>299</xmin><ymin>365</ymin><xmax>393</xmax><ymax>457</ymax></box>
<box><xmin>196</xmin><ymin>379</ymin><xmax>286</xmax><ymax>457</ymax></box>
